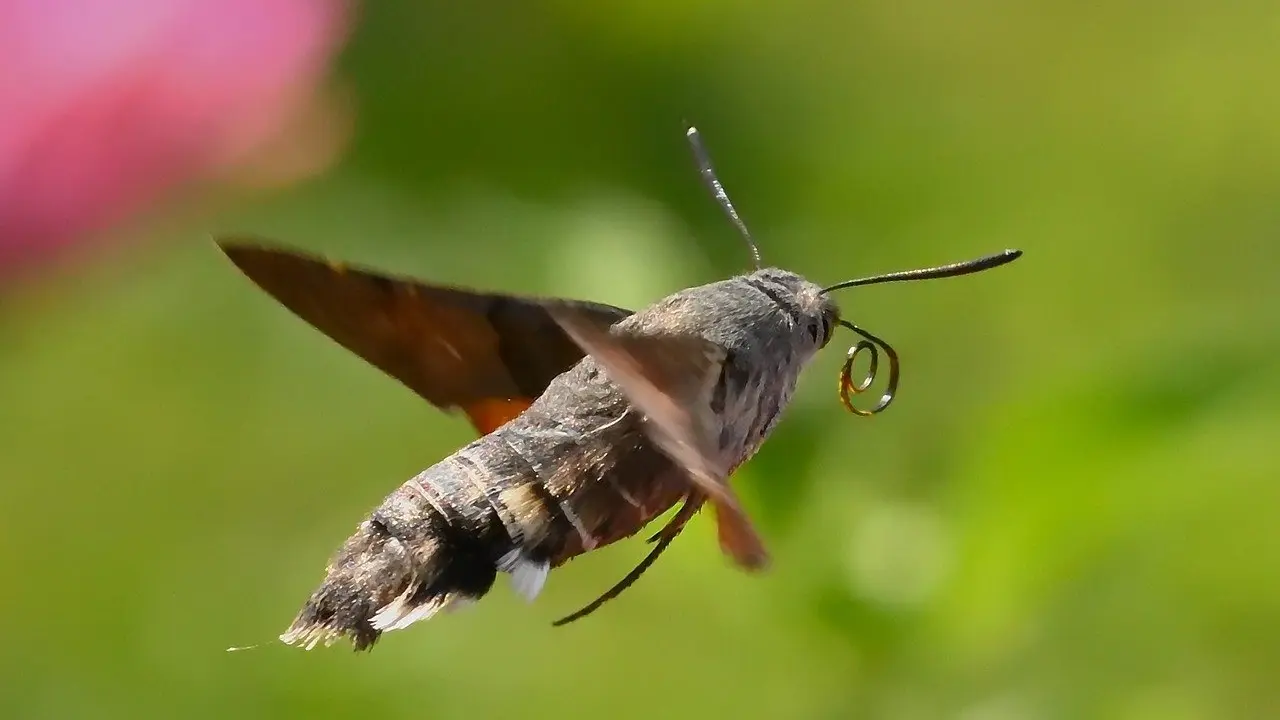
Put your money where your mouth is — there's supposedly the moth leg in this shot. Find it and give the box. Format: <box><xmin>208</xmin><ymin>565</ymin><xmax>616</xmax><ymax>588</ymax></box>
<box><xmin>552</xmin><ymin>495</ymin><xmax>705</xmax><ymax>627</ymax></box>
<box><xmin>660</xmin><ymin>479</ymin><xmax>767</xmax><ymax>570</ymax></box>
<box><xmin>642</xmin><ymin>492</ymin><xmax>766</xmax><ymax>572</ymax></box>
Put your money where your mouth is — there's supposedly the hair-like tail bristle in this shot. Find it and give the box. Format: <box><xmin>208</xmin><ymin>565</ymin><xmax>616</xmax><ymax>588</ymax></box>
<box><xmin>279</xmin><ymin>520</ymin><xmax>413</xmax><ymax>651</ymax></box>
<box><xmin>279</xmin><ymin>622</ymin><xmax>346</xmax><ymax>651</ymax></box>
<box><xmin>280</xmin><ymin>516</ymin><xmax>499</xmax><ymax>651</ymax></box>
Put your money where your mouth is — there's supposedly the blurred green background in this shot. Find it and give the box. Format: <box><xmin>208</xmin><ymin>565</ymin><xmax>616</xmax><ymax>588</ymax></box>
<box><xmin>4</xmin><ymin>1</ymin><xmax>1280</xmax><ymax>718</ymax></box>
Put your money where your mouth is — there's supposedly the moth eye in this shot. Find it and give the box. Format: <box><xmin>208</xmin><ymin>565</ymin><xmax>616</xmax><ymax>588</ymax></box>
<box><xmin>816</xmin><ymin>316</ymin><xmax>833</xmax><ymax>346</ymax></box>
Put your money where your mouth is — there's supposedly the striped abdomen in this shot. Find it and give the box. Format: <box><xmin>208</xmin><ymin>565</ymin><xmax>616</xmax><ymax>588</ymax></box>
<box><xmin>280</xmin><ymin>361</ymin><xmax>689</xmax><ymax>651</ymax></box>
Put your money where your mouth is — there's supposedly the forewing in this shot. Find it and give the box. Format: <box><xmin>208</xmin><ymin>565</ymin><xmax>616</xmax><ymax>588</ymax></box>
<box><xmin>546</xmin><ymin>302</ymin><xmax>770</xmax><ymax>570</ymax></box>
<box><xmin>218</xmin><ymin>238</ymin><xmax>634</xmax><ymax>435</ymax></box>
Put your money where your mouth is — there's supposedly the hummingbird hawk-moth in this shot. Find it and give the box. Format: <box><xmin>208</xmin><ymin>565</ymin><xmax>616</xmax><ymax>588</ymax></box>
<box><xmin>219</xmin><ymin>127</ymin><xmax>1022</xmax><ymax>651</ymax></box>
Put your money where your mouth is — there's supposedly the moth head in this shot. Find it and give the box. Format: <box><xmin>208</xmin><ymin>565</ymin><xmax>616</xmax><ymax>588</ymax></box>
<box><xmin>685</xmin><ymin>124</ymin><xmax>1023</xmax><ymax>416</ymax></box>
<box><xmin>740</xmin><ymin>266</ymin><xmax>841</xmax><ymax>352</ymax></box>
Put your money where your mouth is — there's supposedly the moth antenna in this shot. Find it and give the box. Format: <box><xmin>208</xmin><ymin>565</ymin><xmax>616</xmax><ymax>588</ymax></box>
<box><xmin>685</xmin><ymin>125</ymin><xmax>763</xmax><ymax>270</ymax></box>
<box><xmin>820</xmin><ymin>249</ymin><xmax>1022</xmax><ymax>294</ymax></box>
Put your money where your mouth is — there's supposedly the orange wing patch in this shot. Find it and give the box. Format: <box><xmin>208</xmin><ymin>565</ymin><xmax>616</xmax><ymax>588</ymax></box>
<box><xmin>462</xmin><ymin>397</ymin><xmax>535</xmax><ymax>436</ymax></box>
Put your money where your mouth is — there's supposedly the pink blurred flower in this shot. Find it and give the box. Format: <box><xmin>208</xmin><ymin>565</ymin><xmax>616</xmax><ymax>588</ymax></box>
<box><xmin>0</xmin><ymin>0</ymin><xmax>351</xmax><ymax>283</ymax></box>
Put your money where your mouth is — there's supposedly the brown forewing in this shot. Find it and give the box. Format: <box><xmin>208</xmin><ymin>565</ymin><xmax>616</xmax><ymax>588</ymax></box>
<box><xmin>217</xmin><ymin>238</ymin><xmax>634</xmax><ymax>435</ymax></box>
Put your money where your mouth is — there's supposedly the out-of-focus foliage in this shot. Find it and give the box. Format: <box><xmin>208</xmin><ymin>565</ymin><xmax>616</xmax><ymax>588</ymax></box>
<box><xmin>2</xmin><ymin>1</ymin><xmax>1279</xmax><ymax>718</ymax></box>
